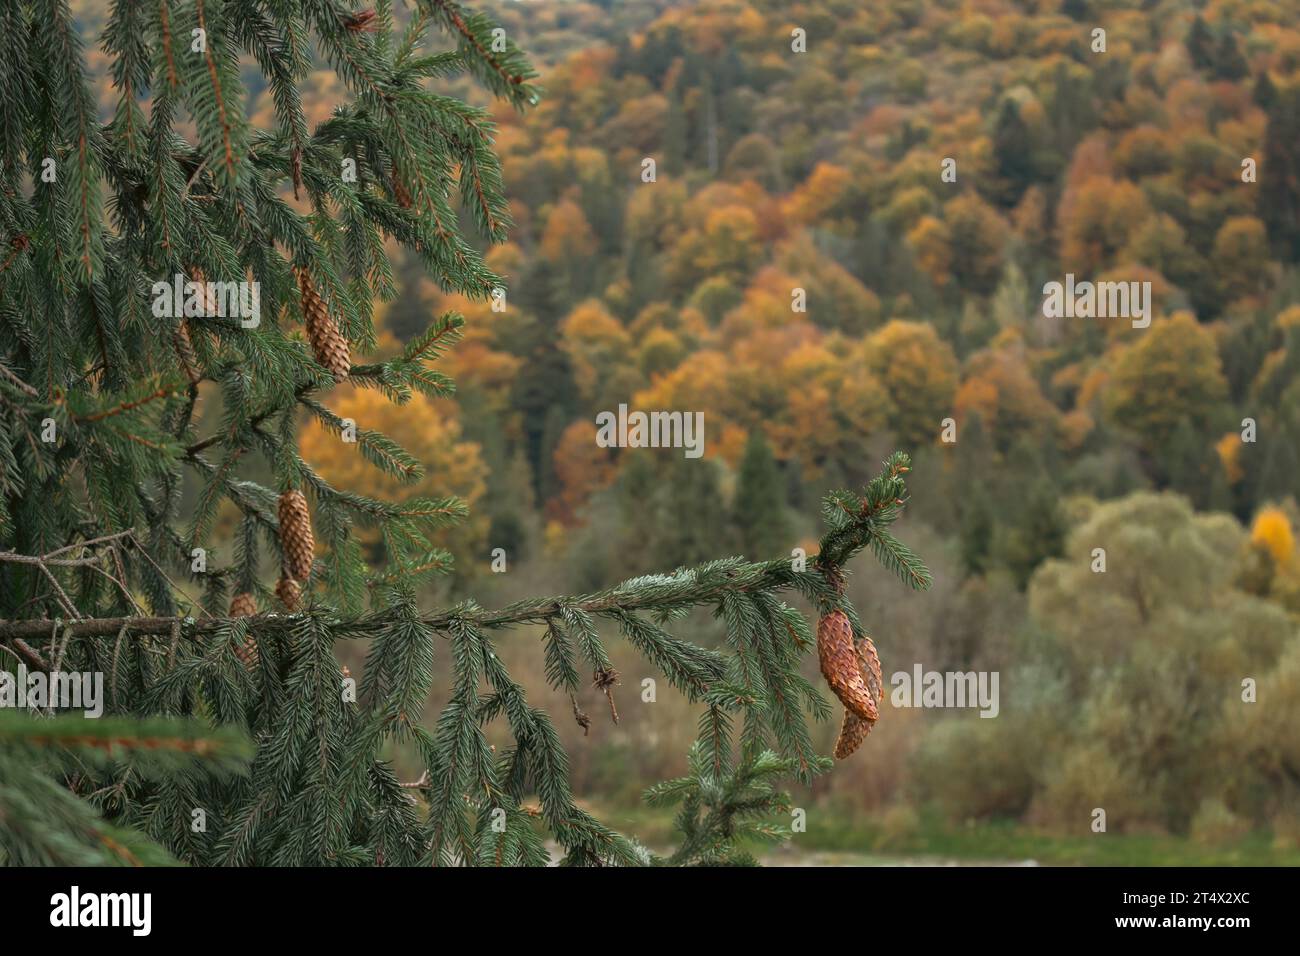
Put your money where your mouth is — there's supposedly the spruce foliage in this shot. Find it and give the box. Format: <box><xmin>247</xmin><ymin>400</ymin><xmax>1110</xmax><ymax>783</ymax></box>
<box><xmin>0</xmin><ymin>1</ymin><xmax>928</xmax><ymax>865</ymax></box>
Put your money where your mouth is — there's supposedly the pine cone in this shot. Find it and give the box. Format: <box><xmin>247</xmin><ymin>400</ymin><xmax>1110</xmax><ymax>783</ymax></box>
<box><xmin>172</xmin><ymin>266</ymin><xmax>206</xmax><ymax>385</ymax></box>
<box><xmin>834</xmin><ymin>635</ymin><xmax>884</xmax><ymax>759</ymax></box>
<box><xmin>833</xmin><ymin>709</ymin><xmax>870</xmax><ymax>759</ymax></box>
<box><xmin>229</xmin><ymin>592</ymin><xmax>257</xmax><ymax>617</ymax></box>
<box><xmin>228</xmin><ymin>592</ymin><xmax>259</xmax><ymax>666</ymax></box>
<box><xmin>392</xmin><ymin>174</ymin><xmax>412</xmax><ymax>209</ymax></box>
<box><xmin>189</xmin><ymin>266</ymin><xmax>217</xmax><ymax>314</ymax></box>
<box><xmin>295</xmin><ymin>267</ymin><xmax>350</xmax><ymax>381</ymax></box>
<box><xmin>343</xmin><ymin>8</ymin><xmax>378</xmax><ymax>32</ymax></box>
<box><xmin>277</xmin><ymin>488</ymin><xmax>315</xmax><ymax>582</ymax></box>
<box><xmin>276</xmin><ymin>574</ymin><xmax>302</xmax><ymax>611</ymax></box>
<box><xmin>173</xmin><ymin>319</ymin><xmax>201</xmax><ymax>385</ymax></box>
<box><xmin>817</xmin><ymin>610</ymin><xmax>878</xmax><ymax>723</ymax></box>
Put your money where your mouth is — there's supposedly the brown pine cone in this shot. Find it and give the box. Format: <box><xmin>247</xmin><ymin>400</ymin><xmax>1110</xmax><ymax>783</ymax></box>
<box><xmin>228</xmin><ymin>592</ymin><xmax>259</xmax><ymax>666</ymax></box>
<box><xmin>295</xmin><ymin>267</ymin><xmax>351</xmax><ymax>381</ymax></box>
<box><xmin>834</xmin><ymin>634</ymin><xmax>885</xmax><ymax>759</ymax></box>
<box><xmin>276</xmin><ymin>574</ymin><xmax>303</xmax><ymax>611</ymax></box>
<box><xmin>173</xmin><ymin>319</ymin><xmax>201</xmax><ymax>385</ymax></box>
<box><xmin>172</xmin><ymin>266</ymin><xmax>207</xmax><ymax>385</ymax></box>
<box><xmin>277</xmin><ymin>488</ymin><xmax>315</xmax><ymax>582</ymax></box>
<box><xmin>392</xmin><ymin>174</ymin><xmax>412</xmax><ymax>209</ymax></box>
<box><xmin>833</xmin><ymin>709</ymin><xmax>870</xmax><ymax>759</ymax></box>
<box><xmin>858</xmin><ymin>634</ymin><xmax>884</xmax><ymax>704</ymax></box>
<box><xmin>343</xmin><ymin>9</ymin><xmax>379</xmax><ymax>32</ymax></box>
<box><xmin>817</xmin><ymin>610</ymin><xmax>878</xmax><ymax>723</ymax></box>
<box><xmin>229</xmin><ymin>592</ymin><xmax>257</xmax><ymax>617</ymax></box>
<box><xmin>189</xmin><ymin>266</ymin><xmax>220</xmax><ymax>315</ymax></box>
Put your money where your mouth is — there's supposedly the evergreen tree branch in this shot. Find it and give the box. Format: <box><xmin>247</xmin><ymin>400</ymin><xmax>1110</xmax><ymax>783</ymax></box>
<box><xmin>0</xmin><ymin>1</ymin><xmax>933</xmax><ymax>865</ymax></box>
<box><xmin>0</xmin><ymin>454</ymin><xmax>927</xmax><ymax>641</ymax></box>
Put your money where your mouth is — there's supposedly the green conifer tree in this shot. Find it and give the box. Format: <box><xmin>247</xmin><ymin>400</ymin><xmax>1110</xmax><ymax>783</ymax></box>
<box><xmin>0</xmin><ymin>0</ymin><xmax>928</xmax><ymax>866</ymax></box>
<box><xmin>991</xmin><ymin>98</ymin><xmax>1035</xmax><ymax>207</ymax></box>
<box><xmin>1186</xmin><ymin>15</ymin><xmax>1215</xmax><ymax>72</ymax></box>
<box><xmin>653</xmin><ymin>454</ymin><xmax>729</xmax><ymax>568</ymax></box>
<box><xmin>1260</xmin><ymin>84</ymin><xmax>1300</xmax><ymax>260</ymax></box>
<box><xmin>1213</xmin><ymin>31</ymin><xmax>1250</xmax><ymax>82</ymax></box>
<box><xmin>734</xmin><ymin>429</ymin><xmax>790</xmax><ymax>559</ymax></box>
<box><xmin>960</xmin><ymin>481</ymin><xmax>994</xmax><ymax>577</ymax></box>
<box><xmin>1001</xmin><ymin>478</ymin><xmax>1067</xmax><ymax>590</ymax></box>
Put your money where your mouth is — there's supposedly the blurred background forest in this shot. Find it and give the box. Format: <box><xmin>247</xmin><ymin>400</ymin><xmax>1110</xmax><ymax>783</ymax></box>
<box><xmin>75</xmin><ymin>0</ymin><xmax>1300</xmax><ymax>863</ymax></box>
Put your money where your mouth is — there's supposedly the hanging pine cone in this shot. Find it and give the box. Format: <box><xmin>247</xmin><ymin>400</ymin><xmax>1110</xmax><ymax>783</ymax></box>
<box><xmin>189</xmin><ymin>266</ymin><xmax>208</xmax><ymax>310</ymax></box>
<box><xmin>817</xmin><ymin>610</ymin><xmax>878</xmax><ymax>723</ymax></box>
<box><xmin>275</xmin><ymin>574</ymin><xmax>302</xmax><ymax>611</ymax></box>
<box><xmin>392</xmin><ymin>173</ymin><xmax>412</xmax><ymax>209</ymax></box>
<box><xmin>277</xmin><ymin>488</ymin><xmax>315</xmax><ymax>581</ymax></box>
<box><xmin>342</xmin><ymin>8</ymin><xmax>378</xmax><ymax>32</ymax></box>
<box><xmin>833</xmin><ymin>709</ymin><xmax>869</xmax><ymax>759</ymax></box>
<box><xmin>171</xmin><ymin>266</ymin><xmax>205</xmax><ymax>385</ymax></box>
<box><xmin>858</xmin><ymin>634</ymin><xmax>884</xmax><ymax>703</ymax></box>
<box><xmin>173</xmin><ymin>319</ymin><xmax>201</xmax><ymax>385</ymax></box>
<box><xmin>294</xmin><ymin>267</ymin><xmax>351</xmax><ymax>381</ymax></box>
<box><xmin>833</xmin><ymin>634</ymin><xmax>884</xmax><ymax>759</ymax></box>
<box><xmin>228</xmin><ymin>592</ymin><xmax>259</xmax><ymax>666</ymax></box>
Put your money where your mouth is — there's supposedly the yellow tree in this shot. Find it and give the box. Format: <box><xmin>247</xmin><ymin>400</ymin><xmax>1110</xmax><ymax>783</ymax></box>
<box><xmin>1058</xmin><ymin>176</ymin><xmax>1153</xmax><ymax>275</ymax></box>
<box><xmin>954</xmin><ymin>337</ymin><xmax>1059</xmax><ymax>452</ymax></box>
<box><xmin>863</xmin><ymin>321</ymin><xmax>960</xmax><ymax>448</ymax></box>
<box><xmin>944</xmin><ymin>193</ymin><xmax>1010</xmax><ymax>295</ymax></box>
<box><xmin>1103</xmin><ymin>312</ymin><xmax>1228</xmax><ymax>466</ymax></box>
<box><xmin>559</xmin><ymin>300</ymin><xmax>639</xmax><ymax>409</ymax></box>
<box><xmin>550</xmin><ymin>420</ymin><xmax>618</xmax><ymax>525</ymax></box>
<box><xmin>1212</xmin><ymin>216</ymin><xmax>1271</xmax><ymax>303</ymax></box>
<box><xmin>299</xmin><ymin>386</ymin><xmax>488</xmax><ymax>564</ymax></box>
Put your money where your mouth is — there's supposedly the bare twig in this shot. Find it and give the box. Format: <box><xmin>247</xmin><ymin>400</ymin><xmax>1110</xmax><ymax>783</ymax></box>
<box><xmin>44</xmin><ymin>531</ymin><xmax>135</xmax><ymax>559</ymax></box>
<box><xmin>592</xmin><ymin>668</ymin><xmax>620</xmax><ymax>725</ymax></box>
<box><xmin>34</xmin><ymin>562</ymin><xmax>82</xmax><ymax>619</ymax></box>
<box><xmin>0</xmin><ymin>531</ymin><xmax>141</xmax><ymax>620</ymax></box>
<box><xmin>0</xmin><ymin>615</ymin><xmax>223</xmax><ymax>641</ymax></box>
<box><xmin>11</xmin><ymin>638</ymin><xmax>48</xmax><ymax>669</ymax></box>
<box><xmin>569</xmin><ymin>694</ymin><xmax>591</xmax><ymax>736</ymax></box>
<box><xmin>110</xmin><ymin>624</ymin><xmax>126</xmax><ymax>706</ymax></box>
<box><xmin>47</xmin><ymin>622</ymin><xmax>72</xmax><ymax>715</ymax></box>
<box><xmin>399</xmin><ymin>770</ymin><xmax>430</xmax><ymax>805</ymax></box>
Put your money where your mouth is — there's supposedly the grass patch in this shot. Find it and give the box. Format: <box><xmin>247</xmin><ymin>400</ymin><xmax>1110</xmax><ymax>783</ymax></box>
<box><xmin>587</xmin><ymin>802</ymin><xmax>1300</xmax><ymax>866</ymax></box>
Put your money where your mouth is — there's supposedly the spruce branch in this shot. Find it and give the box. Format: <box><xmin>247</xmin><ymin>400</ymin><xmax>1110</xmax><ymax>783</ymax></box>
<box><xmin>0</xmin><ymin>1</ymin><xmax>933</xmax><ymax>865</ymax></box>
<box><xmin>0</xmin><ymin>453</ymin><xmax>928</xmax><ymax>642</ymax></box>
